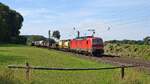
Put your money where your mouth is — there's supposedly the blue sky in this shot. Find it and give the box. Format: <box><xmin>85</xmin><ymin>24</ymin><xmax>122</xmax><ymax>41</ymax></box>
<box><xmin>0</xmin><ymin>0</ymin><xmax>150</xmax><ymax>40</ymax></box>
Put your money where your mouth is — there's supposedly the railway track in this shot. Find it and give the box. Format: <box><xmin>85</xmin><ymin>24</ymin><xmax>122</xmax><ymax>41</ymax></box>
<box><xmin>93</xmin><ymin>55</ymin><xmax>150</xmax><ymax>67</ymax></box>
<box><xmin>42</xmin><ymin>47</ymin><xmax>150</xmax><ymax>72</ymax></box>
<box><xmin>66</xmin><ymin>51</ymin><xmax>150</xmax><ymax>72</ymax></box>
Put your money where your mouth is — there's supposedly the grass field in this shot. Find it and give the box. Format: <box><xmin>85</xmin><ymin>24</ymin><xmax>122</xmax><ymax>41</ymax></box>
<box><xmin>0</xmin><ymin>44</ymin><xmax>149</xmax><ymax>84</ymax></box>
<box><xmin>105</xmin><ymin>43</ymin><xmax>150</xmax><ymax>60</ymax></box>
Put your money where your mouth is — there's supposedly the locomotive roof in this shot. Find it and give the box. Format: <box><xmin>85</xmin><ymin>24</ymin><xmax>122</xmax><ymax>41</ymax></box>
<box><xmin>60</xmin><ymin>39</ymin><xmax>71</xmax><ymax>41</ymax></box>
<box><xmin>74</xmin><ymin>36</ymin><xmax>101</xmax><ymax>40</ymax></box>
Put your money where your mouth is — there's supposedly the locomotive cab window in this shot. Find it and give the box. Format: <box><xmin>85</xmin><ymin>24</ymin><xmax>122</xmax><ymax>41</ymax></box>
<box><xmin>93</xmin><ymin>39</ymin><xmax>103</xmax><ymax>45</ymax></box>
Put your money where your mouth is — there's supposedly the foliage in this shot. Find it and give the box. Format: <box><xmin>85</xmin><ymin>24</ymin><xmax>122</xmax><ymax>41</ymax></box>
<box><xmin>0</xmin><ymin>44</ymin><xmax>149</xmax><ymax>84</ymax></box>
<box><xmin>24</xmin><ymin>35</ymin><xmax>47</xmax><ymax>45</ymax></box>
<box><xmin>143</xmin><ymin>36</ymin><xmax>150</xmax><ymax>45</ymax></box>
<box><xmin>105</xmin><ymin>43</ymin><xmax>150</xmax><ymax>60</ymax></box>
<box><xmin>10</xmin><ymin>36</ymin><xmax>27</xmax><ymax>44</ymax></box>
<box><xmin>23</xmin><ymin>35</ymin><xmax>56</xmax><ymax>45</ymax></box>
<box><xmin>52</xmin><ymin>30</ymin><xmax>61</xmax><ymax>39</ymax></box>
<box><xmin>26</xmin><ymin>35</ymin><xmax>46</xmax><ymax>41</ymax></box>
<box><xmin>0</xmin><ymin>2</ymin><xmax>23</xmax><ymax>43</ymax></box>
<box><xmin>105</xmin><ymin>39</ymin><xmax>144</xmax><ymax>45</ymax></box>
<box><xmin>105</xmin><ymin>36</ymin><xmax>150</xmax><ymax>45</ymax></box>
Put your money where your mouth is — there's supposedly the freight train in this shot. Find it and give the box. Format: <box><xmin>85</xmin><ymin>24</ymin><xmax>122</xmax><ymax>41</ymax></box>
<box><xmin>33</xmin><ymin>36</ymin><xmax>104</xmax><ymax>56</ymax></box>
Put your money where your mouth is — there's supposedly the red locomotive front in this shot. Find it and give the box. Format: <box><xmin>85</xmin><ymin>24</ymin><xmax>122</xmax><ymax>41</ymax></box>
<box><xmin>70</xmin><ymin>36</ymin><xmax>104</xmax><ymax>56</ymax></box>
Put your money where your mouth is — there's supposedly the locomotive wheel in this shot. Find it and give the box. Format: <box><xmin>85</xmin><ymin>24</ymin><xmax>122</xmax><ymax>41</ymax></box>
<box><xmin>91</xmin><ymin>52</ymin><xmax>96</xmax><ymax>56</ymax></box>
<box><xmin>91</xmin><ymin>52</ymin><xmax>101</xmax><ymax>56</ymax></box>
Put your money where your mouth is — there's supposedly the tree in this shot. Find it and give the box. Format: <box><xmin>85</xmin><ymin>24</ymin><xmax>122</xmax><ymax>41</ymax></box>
<box><xmin>52</xmin><ymin>30</ymin><xmax>60</xmax><ymax>39</ymax></box>
<box><xmin>25</xmin><ymin>35</ymin><xmax>46</xmax><ymax>45</ymax></box>
<box><xmin>143</xmin><ymin>36</ymin><xmax>150</xmax><ymax>45</ymax></box>
<box><xmin>105</xmin><ymin>39</ymin><xmax>144</xmax><ymax>45</ymax></box>
<box><xmin>0</xmin><ymin>2</ymin><xmax>23</xmax><ymax>43</ymax></box>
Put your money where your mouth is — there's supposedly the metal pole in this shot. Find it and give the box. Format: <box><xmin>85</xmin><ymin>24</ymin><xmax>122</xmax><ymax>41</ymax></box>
<box><xmin>48</xmin><ymin>30</ymin><xmax>51</xmax><ymax>47</ymax></box>
<box><xmin>77</xmin><ymin>31</ymin><xmax>80</xmax><ymax>38</ymax></box>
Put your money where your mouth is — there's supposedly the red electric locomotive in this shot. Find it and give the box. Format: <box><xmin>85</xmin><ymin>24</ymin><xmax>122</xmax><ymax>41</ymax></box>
<box><xmin>70</xmin><ymin>36</ymin><xmax>104</xmax><ymax>56</ymax></box>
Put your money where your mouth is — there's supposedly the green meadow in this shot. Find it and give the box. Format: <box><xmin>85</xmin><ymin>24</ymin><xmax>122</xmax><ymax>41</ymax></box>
<box><xmin>0</xmin><ymin>44</ymin><xmax>149</xmax><ymax>84</ymax></box>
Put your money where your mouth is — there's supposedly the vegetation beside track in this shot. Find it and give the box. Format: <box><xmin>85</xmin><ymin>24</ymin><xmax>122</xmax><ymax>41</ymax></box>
<box><xmin>0</xmin><ymin>44</ymin><xmax>149</xmax><ymax>84</ymax></box>
<box><xmin>105</xmin><ymin>43</ymin><xmax>150</xmax><ymax>60</ymax></box>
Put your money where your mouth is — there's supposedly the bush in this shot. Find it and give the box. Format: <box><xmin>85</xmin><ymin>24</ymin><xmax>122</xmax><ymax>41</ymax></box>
<box><xmin>10</xmin><ymin>36</ymin><xmax>27</xmax><ymax>44</ymax></box>
<box><xmin>105</xmin><ymin>43</ymin><xmax>150</xmax><ymax>60</ymax></box>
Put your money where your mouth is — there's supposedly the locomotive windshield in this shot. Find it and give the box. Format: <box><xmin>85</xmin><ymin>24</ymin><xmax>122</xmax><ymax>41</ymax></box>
<box><xmin>92</xmin><ymin>38</ymin><xmax>103</xmax><ymax>45</ymax></box>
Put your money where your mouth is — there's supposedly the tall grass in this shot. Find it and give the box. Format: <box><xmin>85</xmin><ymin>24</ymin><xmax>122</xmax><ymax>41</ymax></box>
<box><xmin>0</xmin><ymin>69</ymin><xmax>22</xmax><ymax>84</ymax></box>
<box><xmin>105</xmin><ymin>43</ymin><xmax>150</xmax><ymax>60</ymax></box>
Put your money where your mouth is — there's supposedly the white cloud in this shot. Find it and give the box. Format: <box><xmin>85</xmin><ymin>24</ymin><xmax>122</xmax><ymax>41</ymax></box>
<box><xmin>17</xmin><ymin>8</ymin><xmax>57</xmax><ymax>17</ymax></box>
<box><xmin>16</xmin><ymin>8</ymin><xmax>62</xmax><ymax>24</ymax></box>
<box><xmin>17</xmin><ymin>0</ymin><xmax>149</xmax><ymax>40</ymax></box>
<box><xmin>87</xmin><ymin>0</ymin><xmax>150</xmax><ymax>8</ymax></box>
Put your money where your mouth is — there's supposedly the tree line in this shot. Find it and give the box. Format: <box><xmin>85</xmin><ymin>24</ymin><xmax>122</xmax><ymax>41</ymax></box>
<box><xmin>25</xmin><ymin>30</ymin><xmax>60</xmax><ymax>45</ymax></box>
<box><xmin>105</xmin><ymin>36</ymin><xmax>150</xmax><ymax>45</ymax></box>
